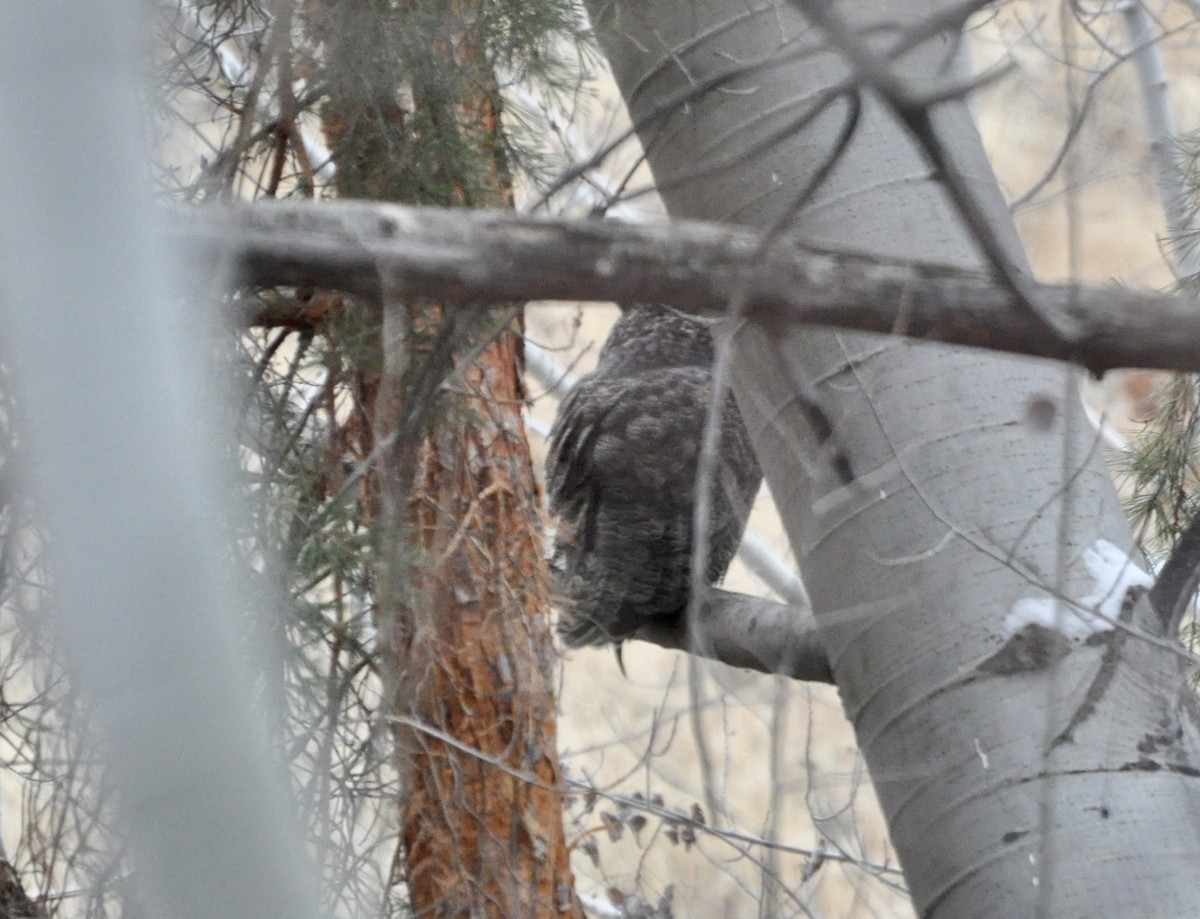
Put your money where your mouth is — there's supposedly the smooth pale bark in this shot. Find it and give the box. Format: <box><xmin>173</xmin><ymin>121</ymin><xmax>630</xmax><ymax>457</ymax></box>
<box><xmin>587</xmin><ymin>1</ymin><xmax>1200</xmax><ymax>916</ymax></box>
<box><xmin>634</xmin><ymin>589</ymin><xmax>832</xmax><ymax>681</ymax></box>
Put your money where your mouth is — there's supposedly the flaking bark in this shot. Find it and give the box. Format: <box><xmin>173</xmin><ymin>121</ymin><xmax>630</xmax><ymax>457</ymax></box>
<box><xmin>309</xmin><ymin>0</ymin><xmax>583</xmax><ymax>914</ymax></box>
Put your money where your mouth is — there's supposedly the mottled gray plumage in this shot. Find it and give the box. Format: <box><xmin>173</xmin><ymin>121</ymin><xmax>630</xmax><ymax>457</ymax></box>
<box><xmin>545</xmin><ymin>304</ymin><xmax>762</xmax><ymax>647</ymax></box>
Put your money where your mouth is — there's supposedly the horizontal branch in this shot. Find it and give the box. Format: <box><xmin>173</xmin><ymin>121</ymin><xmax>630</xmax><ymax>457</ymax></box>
<box><xmin>633</xmin><ymin>588</ymin><xmax>833</xmax><ymax>683</ymax></box>
<box><xmin>177</xmin><ymin>199</ymin><xmax>1200</xmax><ymax>374</ymax></box>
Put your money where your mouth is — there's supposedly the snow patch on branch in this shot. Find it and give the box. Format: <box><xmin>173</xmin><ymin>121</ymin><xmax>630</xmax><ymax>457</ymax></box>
<box><xmin>1004</xmin><ymin>540</ymin><xmax>1151</xmax><ymax>641</ymax></box>
<box><xmin>578</xmin><ymin>893</ymin><xmax>623</xmax><ymax>917</ymax></box>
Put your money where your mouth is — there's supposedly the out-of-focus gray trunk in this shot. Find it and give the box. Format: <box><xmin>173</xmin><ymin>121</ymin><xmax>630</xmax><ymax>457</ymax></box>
<box><xmin>0</xmin><ymin>6</ymin><xmax>321</xmax><ymax>918</ymax></box>
<box><xmin>586</xmin><ymin>1</ymin><xmax>1200</xmax><ymax>915</ymax></box>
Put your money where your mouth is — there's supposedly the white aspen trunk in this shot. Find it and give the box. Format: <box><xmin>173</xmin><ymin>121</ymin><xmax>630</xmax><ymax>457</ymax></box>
<box><xmin>586</xmin><ymin>1</ymin><xmax>1200</xmax><ymax>915</ymax></box>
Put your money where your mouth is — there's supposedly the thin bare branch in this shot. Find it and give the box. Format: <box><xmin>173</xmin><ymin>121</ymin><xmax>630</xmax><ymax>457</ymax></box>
<box><xmin>1117</xmin><ymin>0</ymin><xmax>1200</xmax><ymax>278</ymax></box>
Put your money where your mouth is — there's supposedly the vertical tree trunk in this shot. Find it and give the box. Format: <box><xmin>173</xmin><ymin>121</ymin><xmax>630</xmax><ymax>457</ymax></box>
<box><xmin>587</xmin><ymin>1</ymin><xmax>1200</xmax><ymax>916</ymax></box>
<box><xmin>378</xmin><ymin>319</ymin><xmax>579</xmax><ymax>918</ymax></box>
<box><xmin>312</xmin><ymin>2</ymin><xmax>582</xmax><ymax>915</ymax></box>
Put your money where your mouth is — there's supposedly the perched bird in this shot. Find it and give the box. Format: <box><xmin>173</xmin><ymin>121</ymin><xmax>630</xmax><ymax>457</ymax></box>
<box><xmin>545</xmin><ymin>304</ymin><xmax>762</xmax><ymax>647</ymax></box>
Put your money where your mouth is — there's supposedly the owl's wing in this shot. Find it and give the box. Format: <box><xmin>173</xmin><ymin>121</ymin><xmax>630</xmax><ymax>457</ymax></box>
<box><xmin>545</xmin><ymin>376</ymin><xmax>619</xmax><ymax>555</ymax></box>
<box><xmin>546</xmin><ymin>368</ymin><xmax>713</xmax><ymax>531</ymax></box>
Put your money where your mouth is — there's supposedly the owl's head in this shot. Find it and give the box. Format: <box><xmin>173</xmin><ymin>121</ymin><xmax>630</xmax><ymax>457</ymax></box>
<box><xmin>596</xmin><ymin>304</ymin><xmax>715</xmax><ymax>374</ymax></box>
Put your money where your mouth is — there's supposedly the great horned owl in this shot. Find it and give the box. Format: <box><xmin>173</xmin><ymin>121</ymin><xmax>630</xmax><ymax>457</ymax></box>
<box><xmin>545</xmin><ymin>304</ymin><xmax>763</xmax><ymax>647</ymax></box>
